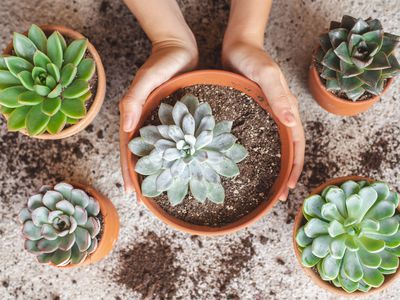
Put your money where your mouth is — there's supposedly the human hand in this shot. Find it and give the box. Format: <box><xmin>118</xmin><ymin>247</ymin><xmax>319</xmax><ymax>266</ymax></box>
<box><xmin>222</xmin><ymin>42</ymin><xmax>305</xmax><ymax>201</ymax></box>
<box><xmin>120</xmin><ymin>41</ymin><xmax>198</xmax><ymax>132</ymax></box>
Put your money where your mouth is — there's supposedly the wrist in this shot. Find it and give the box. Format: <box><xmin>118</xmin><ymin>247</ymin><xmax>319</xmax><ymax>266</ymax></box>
<box><xmin>222</xmin><ymin>39</ymin><xmax>263</xmax><ymax>68</ymax></box>
<box><xmin>152</xmin><ymin>35</ymin><xmax>198</xmax><ymax>62</ymax></box>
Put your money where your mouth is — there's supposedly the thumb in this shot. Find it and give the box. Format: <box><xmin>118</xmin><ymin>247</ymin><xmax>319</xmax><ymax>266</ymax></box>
<box><xmin>120</xmin><ymin>92</ymin><xmax>144</xmax><ymax>132</ymax></box>
<box><xmin>258</xmin><ymin>68</ymin><xmax>297</xmax><ymax>127</ymax></box>
<box><xmin>120</xmin><ymin>68</ymin><xmax>169</xmax><ymax>132</ymax></box>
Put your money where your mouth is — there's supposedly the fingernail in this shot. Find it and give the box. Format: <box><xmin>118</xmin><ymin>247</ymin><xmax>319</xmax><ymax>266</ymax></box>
<box><xmin>283</xmin><ymin>111</ymin><xmax>296</xmax><ymax>125</ymax></box>
<box><xmin>123</xmin><ymin>115</ymin><xmax>133</xmax><ymax>131</ymax></box>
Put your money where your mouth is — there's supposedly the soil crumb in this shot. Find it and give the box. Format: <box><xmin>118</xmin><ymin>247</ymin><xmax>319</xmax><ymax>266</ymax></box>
<box><xmin>358</xmin><ymin>127</ymin><xmax>400</xmax><ymax>174</ymax></box>
<box><xmin>114</xmin><ymin>232</ymin><xmax>182</xmax><ymax>299</ymax></box>
<box><xmin>303</xmin><ymin>121</ymin><xmax>338</xmax><ymax>187</ymax></box>
<box><xmin>217</xmin><ymin>236</ymin><xmax>255</xmax><ymax>293</ymax></box>
<box><xmin>145</xmin><ymin>84</ymin><xmax>281</xmax><ymax>227</ymax></box>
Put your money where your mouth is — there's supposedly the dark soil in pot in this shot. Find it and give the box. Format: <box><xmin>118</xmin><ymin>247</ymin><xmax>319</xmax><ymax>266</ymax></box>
<box><xmin>144</xmin><ymin>84</ymin><xmax>281</xmax><ymax>227</ymax></box>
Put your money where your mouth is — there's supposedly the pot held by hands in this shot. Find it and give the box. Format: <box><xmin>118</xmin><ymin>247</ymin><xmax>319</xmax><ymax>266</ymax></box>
<box><xmin>293</xmin><ymin>176</ymin><xmax>400</xmax><ymax>296</ymax></box>
<box><xmin>309</xmin><ymin>15</ymin><xmax>400</xmax><ymax>116</ymax></box>
<box><xmin>120</xmin><ymin>70</ymin><xmax>294</xmax><ymax>235</ymax></box>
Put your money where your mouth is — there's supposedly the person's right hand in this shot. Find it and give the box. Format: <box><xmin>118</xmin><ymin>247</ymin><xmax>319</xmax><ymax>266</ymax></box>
<box><xmin>120</xmin><ymin>41</ymin><xmax>198</xmax><ymax>132</ymax></box>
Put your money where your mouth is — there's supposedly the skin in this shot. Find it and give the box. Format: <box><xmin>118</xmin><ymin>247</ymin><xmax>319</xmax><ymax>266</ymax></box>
<box><xmin>121</xmin><ymin>0</ymin><xmax>305</xmax><ymax>201</ymax></box>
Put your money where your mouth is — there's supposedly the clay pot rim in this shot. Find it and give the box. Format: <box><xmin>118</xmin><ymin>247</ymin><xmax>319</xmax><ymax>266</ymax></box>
<box><xmin>23</xmin><ymin>182</ymin><xmax>119</xmax><ymax>268</ymax></box>
<box><xmin>2</xmin><ymin>24</ymin><xmax>106</xmax><ymax>140</ymax></box>
<box><xmin>310</xmin><ymin>47</ymin><xmax>394</xmax><ymax>106</ymax></box>
<box><xmin>292</xmin><ymin>175</ymin><xmax>400</xmax><ymax>297</ymax></box>
<box><xmin>120</xmin><ymin>69</ymin><xmax>294</xmax><ymax>235</ymax></box>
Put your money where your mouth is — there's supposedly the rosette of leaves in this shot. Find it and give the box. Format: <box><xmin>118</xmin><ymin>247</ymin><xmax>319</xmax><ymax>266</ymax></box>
<box><xmin>19</xmin><ymin>183</ymin><xmax>101</xmax><ymax>266</ymax></box>
<box><xmin>0</xmin><ymin>24</ymin><xmax>96</xmax><ymax>135</ymax></box>
<box><xmin>315</xmin><ymin>15</ymin><xmax>400</xmax><ymax>101</ymax></box>
<box><xmin>129</xmin><ymin>94</ymin><xmax>248</xmax><ymax>206</ymax></box>
<box><xmin>296</xmin><ymin>180</ymin><xmax>400</xmax><ymax>293</ymax></box>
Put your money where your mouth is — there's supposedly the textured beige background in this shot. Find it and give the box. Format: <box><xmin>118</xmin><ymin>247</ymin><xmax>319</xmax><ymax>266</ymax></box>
<box><xmin>0</xmin><ymin>0</ymin><xmax>399</xmax><ymax>299</ymax></box>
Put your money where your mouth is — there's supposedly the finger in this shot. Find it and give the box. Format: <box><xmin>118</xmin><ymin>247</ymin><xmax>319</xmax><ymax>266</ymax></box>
<box><xmin>259</xmin><ymin>68</ymin><xmax>297</xmax><ymax>127</ymax></box>
<box><xmin>121</xmin><ymin>68</ymin><xmax>167</xmax><ymax>132</ymax></box>
<box><xmin>121</xmin><ymin>97</ymin><xmax>144</xmax><ymax>132</ymax></box>
<box><xmin>288</xmin><ymin>112</ymin><xmax>305</xmax><ymax>189</ymax></box>
<box><xmin>121</xmin><ymin>48</ymin><xmax>196</xmax><ymax>132</ymax></box>
<box><xmin>279</xmin><ymin>187</ymin><xmax>289</xmax><ymax>202</ymax></box>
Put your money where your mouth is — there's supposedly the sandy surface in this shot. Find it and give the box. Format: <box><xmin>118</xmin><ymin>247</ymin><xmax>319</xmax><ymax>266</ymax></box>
<box><xmin>0</xmin><ymin>0</ymin><xmax>399</xmax><ymax>299</ymax></box>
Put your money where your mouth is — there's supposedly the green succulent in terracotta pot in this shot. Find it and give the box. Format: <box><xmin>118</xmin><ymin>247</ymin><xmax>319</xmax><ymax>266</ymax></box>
<box><xmin>19</xmin><ymin>183</ymin><xmax>101</xmax><ymax>266</ymax></box>
<box><xmin>129</xmin><ymin>93</ymin><xmax>248</xmax><ymax>206</ymax></box>
<box><xmin>295</xmin><ymin>180</ymin><xmax>400</xmax><ymax>293</ymax></box>
<box><xmin>315</xmin><ymin>15</ymin><xmax>400</xmax><ymax>101</ymax></box>
<box><xmin>0</xmin><ymin>24</ymin><xmax>96</xmax><ymax>135</ymax></box>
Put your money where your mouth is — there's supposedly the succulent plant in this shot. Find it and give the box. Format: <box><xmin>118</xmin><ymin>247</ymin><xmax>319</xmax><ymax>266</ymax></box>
<box><xmin>315</xmin><ymin>15</ymin><xmax>400</xmax><ymax>101</ymax></box>
<box><xmin>296</xmin><ymin>180</ymin><xmax>400</xmax><ymax>293</ymax></box>
<box><xmin>19</xmin><ymin>183</ymin><xmax>101</xmax><ymax>266</ymax></box>
<box><xmin>129</xmin><ymin>94</ymin><xmax>248</xmax><ymax>206</ymax></box>
<box><xmin>0</xmin><ymin>24</ymin><xmax>96</xmax><ymax>135</ymax></box>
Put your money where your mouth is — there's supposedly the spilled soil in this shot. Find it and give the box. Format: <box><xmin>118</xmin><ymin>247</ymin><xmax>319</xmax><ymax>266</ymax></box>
<box><xmin>303</xmin><ymin>121</ymin><xmax>339</xmax><ymax>187</ymax></box>
<box><xmin>113</xmin><ymin>232</ymin><xmax>183</xmax><ymax>299</ymax></box>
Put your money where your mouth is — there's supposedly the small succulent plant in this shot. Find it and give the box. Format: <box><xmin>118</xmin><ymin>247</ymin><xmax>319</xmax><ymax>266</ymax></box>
<box><xmin>296</xmin><ymin>180</ymin><xmax>400</xmax><ymax>293</ymax></box>
<box><xmin>0</xmin><ymin>24</ymin><xmax>96</xmax><ymax>135</ymax></box>
<box><xmin>19</xmin><ymin>183</ymin><xmax>101</xmax><ymax>266</ymax></box>
<box><xmin>129</xmin><ymin>94</ymin><xmax>248</xmax><ymax>206</ymax></box>
<box><xmin>315</xmin><ymin>15</ymin><xmax>400</xmax><ymax>101</ymax></box>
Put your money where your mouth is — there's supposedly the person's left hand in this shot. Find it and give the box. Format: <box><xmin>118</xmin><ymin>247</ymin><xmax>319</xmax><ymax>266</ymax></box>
<box><xmin>222</xmin><ymin>42</ymin><xmax>305</xmax><ymax>201</ymax></box>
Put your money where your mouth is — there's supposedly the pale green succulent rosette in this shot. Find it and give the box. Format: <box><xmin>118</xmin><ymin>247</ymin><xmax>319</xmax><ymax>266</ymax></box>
<box><xmin>129</xmin><ymin>94</ymin><xmax>248</xmax><ymax>206</ymax></box>
<box><xmin>19</xmin><ymin>183</ymin><xmax>101</xmax><ymax>266</ymax></box>
<box><xmin>315</xmin><ymin>15</ymin><xmax>400</xmax><ymax>101</ymax></box>
<box><xmin>0</xmin><ymin>24</ymin><xmax>96</xmax><ymax>135</ymax></box>
<box><xmin>296</xmin><ymin>180</ymin><xmax>400</xmax><ymax>293</ymax></box>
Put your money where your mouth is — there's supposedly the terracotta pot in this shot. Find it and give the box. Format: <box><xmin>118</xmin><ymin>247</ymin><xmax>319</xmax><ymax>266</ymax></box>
<box><xmin>309</xmin><ymin>50</ymin><xmax>394</xmax><ymax>116</ymax></box>
<box><xmin>293</xmin><ymin>175</ymin><xmax>400</xmax><ymax>297</ymax></box>
<box><xmin>2</xmin><ymin>25</ymin><xmax>106</xmax><ymax>139</ymax></box>
<box><xmin>120</xmin><ymin>69</ymin><xmax>294</xmax><ymax>235</ymax></box>
<box><xmin>52</xmin><ymin>182</ymin><xmax>119</xmax><ymax>268</ymax></box>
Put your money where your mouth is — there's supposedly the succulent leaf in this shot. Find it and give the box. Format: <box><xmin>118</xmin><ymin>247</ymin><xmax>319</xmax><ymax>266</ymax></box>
<box><xmin>7</xmin><ymin>106</ymin><xmax>31</xmax><ymax>131</ymax></box>
<box><xmin>180</xmin><ymin>94</ymin><xmax>199</xmax><ymax>114</ymax></box>
<box><xmin>60</xmin><ymin>63</ymin><xmax>78</xmax><ymax>87</ymax></box>
<box><xmin>33</xmin><ymin>51</ymin><xmax>51</xmax><ymax>69</ymax></box>
<box><xmin>47</xmin><ymin>63</ymin><xmax>61</xmax><ymax>82</ymax></box>
<box><xmin>158</xmin><ymin>103</ymin><xmax>174</xmax><ymax>125</ymax></box>
<box><xmin>13</xmin><ymin>32</ymin><xmax>37</xmax><ymax>61</ymax></box>
<box><xmin>58</xmin><ymin>233</ymin><xmax>76</xmax><ymax>251</ymax></box>
<box><xmin>77</xmin><ymin>58</ymin><xmax>96</xmax><ymax>81</ymax></box>
<box><xmin>33</xmin><ymin>84</ymin><xmax>51</xmax><ymax>97</ymax></box>
<box><xmin>0</xmin><ymin>86</ymin><xmax>26</xmax><ymax>108</ymax></box>
<box><xmin>296</xmin><ymin>180</ymin><xmax>400</xmax><ymax>293</ymax></box>
<box><xmin>64</xmin><ymin>39</ymin><xmax>88</xmax><ymax>66</ymax></box>
<box><xmin>0</xmin><ymin>70</ymin><xmax>21</xmax><ymax>86</ymax></box>
<box><xmin>28</xmin><ymin>24</ymin><xmax>47</xmax><ymax>52</ymax></box>
<box><xmin>60</xmin><ymin>98</ymin><xmax>86</xmax><ymax>118</ymax></box>
<box><xmin>23</xmin><ymin>221</ymin><xmax>42</xmax><ymax>240</ymax></box>
<box><xmin>63</xmin><ymin>79</ymin><xmax>89</xmax><ymax>98</ymax></box>
<box><xmin>47</xmin><ymin>32</ymin><xmax>64</xmax><ymax>69</ymax></box>
<box><xmin>25</xmin><ymin>104</ymin><xmax>50</xmax><ymax>135</ymax></box>
<box><xmin>47</xmin><ymin>111</ymin><xmax>67</xmax><ymax>134</ymax></box>
<box><xmin>129</xmin><ymin>94</ymin><xmax>248</xmax><ymax>205</ymax></box>
<box><xmin>167</xmin><ymin>178</ymin><xmax>189</xmax><ymax>206</ymax></box>
<box><xmin>4</xmin><ymin>56</ymin><xmax>33</xmax><ymax>77</ymax></box>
